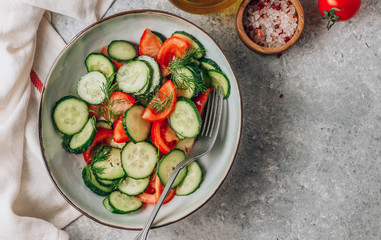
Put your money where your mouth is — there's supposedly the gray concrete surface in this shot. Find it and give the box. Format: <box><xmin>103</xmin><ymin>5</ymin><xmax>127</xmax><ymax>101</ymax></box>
<box><xmin>52</xmin><ymin>0</ymin><xmax>381</xmax><ymax>239</ymax></box>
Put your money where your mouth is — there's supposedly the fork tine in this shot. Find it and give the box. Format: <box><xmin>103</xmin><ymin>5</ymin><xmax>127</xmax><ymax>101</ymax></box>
<box><xmin>200</xmin><ymin>87</ymin><xmax>215</xmax><ymax>136</ymax></box>
<box><xmin>204</xmin><ymin>88</ymin><xmax>217</xmax><ymax>137</ymax></box>
<box><xmin>205</xmin><ymin>87</ymin><xmax>219</xmax><ymax>137</ymax></box>
<box><xmin>212</xmin><ymin>87</ymin><xmax>224</xmax><ymax>137</ymax></box>
<box><xmin>207</xmin><ymin>86</ymin><xmax>223</xmax><ymax>137</ymax></box>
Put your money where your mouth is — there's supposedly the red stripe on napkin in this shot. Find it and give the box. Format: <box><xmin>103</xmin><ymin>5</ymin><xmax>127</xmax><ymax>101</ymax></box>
<box><xmin>30</xmin><ymin>69</ymin><xmax>43</xmax><ymax>93</ymax></box>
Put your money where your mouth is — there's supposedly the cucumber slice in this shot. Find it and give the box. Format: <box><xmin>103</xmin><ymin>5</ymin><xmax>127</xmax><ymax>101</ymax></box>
<box><xmin>176</xmin><ymin>161</ymin><xmax>203</xmax><ymax>196</ymax></box>
<box><xmin>92</xmin><ymin>148</ymin><xmax>125</xmax><ymax>180</ymax></box>
<box><xmin>96</xmin><ymin>120</ymin><xmax>112</xmax><ymax>130</ymax></box>
<box><xmin>69</xmin><ymin>117</ymin><xmax>96</xmax><ymax>154</ymax></box>
<box><xmin>102</xmin><ymin>196</ymin><xmax>116</xmax><ymax>213</ymax></box>
<box><xmin>172</xmin><ymin>31</ymin><xmax>205</xmax><ymax>59</ymax></box>
<box><xmin>109</xmin><ymin>139</ymin><xmax>126</xmax><ymax>149</ymax></box>
<box><xmin>176</xmin><ymin>137</ymin><xmax>195</xmax><ymax>155</ymax></box>
<box><xmin>107</xmin><ymin>40</ymin><xmax>137</xmax><ymax>63</ymax></box>
<box><xmin>77</xmin><ymin>71</ymin><xmax>107</xmax><ymax>105</ymax></box>
<box><xmin>108</xmin><ymin>191</ymin><xmax>143</xmax><ymax>214</ymax></box>
<box><xmin>187</xmin><ymin>64</ymin><xmax>204</xmax><ymax>96</ymax></box>
<box><xmin>82</xmin><ymin>166</ymin><xmax>113</xmax><ymax>196</ymax></box>
<box><xmin>53</xmin><ymin>96</ymin><xmax>89</xmax><ymax>136</ymax></box>
<box><xmin>121</xmin><ymin>141</ymin><xmax>158</xmax><ymax>179</ymax></box>
<box><xmin>199</xmin><ymin>67</ymin><xmax>211</xmax><ymax>88</ymax></box>
<box><xmin>176</xmin><ymin>132</ymin><xmax>186</xmax><ymax>140</ymax></box>
<box><xmin>207</xmin><ymin>70</ymin><xmax>231</xmax><ymax>99</ymax></box>
<box><xmin>118</xmin><ymin>176</ymin><xmax>150</xmax><ymax>196</ymax></box>
<box><xmin>133</xmin><ymin>60</ymin><xmax>153</xmax><ymax>95</ymax></box>
<box><xmin>157</xmin><ymin>149</ymin><xmax>187</xmax><ymax>188</ymax></box>
<box><xmin>97</xmin><ymin>178</ymin><xmax>119</xmax><ymax>187</ymax></box>
<box><xmin>85</xmin><ymin>53</ymin><xmax>115</xmax><ymax>79</ymax></box>
<box><xmin>152</xmin><ymin>30</ymin><xmax>167</xmax><ymax>43</ymax></box>
<box><xmin>200</xmin><ymin>58</ymin><xmax>222</xmax><ymax>72</ymax></box>
<box><xmin>173</xmin><ymin>66</ymin><xmax>197</xmax><ymax>99</ymax></box>
<box><xmin>123</xmin><ymin>105</ymin><xmax>151</xmax><ymax>143</ymax></box>
<box><xmin>168</xmin><ymin>98</ymin><xmax>201</xmax><ymax>138</ymax></box>
<box><xmin>136</xmin><ymin>55</ymin><xmax>162</xmax><ymax>94</ymax></box>
<box><xmin>116</xmin><ymin>60</ymin><xmax>152</xmax><ymax>94</ymax></box>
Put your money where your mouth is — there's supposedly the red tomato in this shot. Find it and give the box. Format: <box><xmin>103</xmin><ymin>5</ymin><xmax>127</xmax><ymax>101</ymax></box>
<box><xmin>139</xmin><ymin>28</ymin><xmax>162</xmax><ymax>59</ymax></box>
<box><xmin>112</xmin><ymin>114</ymin><xmax>130</xmax><ymax>143</ymax></box>
<box><xmin>137</xmin><ymin>174</ymin><xmax>176</xmax><ymax>204</ymax></box>
<box><xmin>193</xmin><ymin>88</ymin><xmax>212</xmax><ymax>116</ymax></box>
<box><xmin>142</xmin><ymin>80</ymin><xmax>177</xmax><ymax>122</ymax></box>
<box><xmin>318</xmin><ymin>0</ymin><xmax>361</xmax><ymax>30</ymax></box>
<box><xmin>101</xmin><ymin>46</ymin><xmax>124</xmax><ymax>70</ymax></box>
<box><xmin>151</xmin><ymin>120</ymin><xmax>179</xmax><ymax>154</ymax></box>
<box><xmin>109</xmin><ymin>91</ymin><xmax>135</xmax><ymax>117</ymax></box>
<box><xmin>157</xmin><ymin>36</ymin><xmax>190</xmax><ymax>75</ymax></box>
<box><xmin>82</xmin><ymin>128</ymin><xmax>114</xmax><ymax>164</ymax></box>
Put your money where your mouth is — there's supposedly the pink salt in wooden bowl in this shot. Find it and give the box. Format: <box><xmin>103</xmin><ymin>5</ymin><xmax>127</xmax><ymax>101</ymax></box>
<box><xmin>236</xmin><ymin>0</ymin><xmax>305</xmax><ymax>54</ymax></box>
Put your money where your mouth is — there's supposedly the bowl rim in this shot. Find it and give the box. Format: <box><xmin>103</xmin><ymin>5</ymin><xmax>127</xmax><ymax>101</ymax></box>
<box><xmin>38</xmin><ymin>9</ymin><xmax>243</xmax><ymax>230</ymax></box>
<box><xmin>236</xmin><ymin>0</ymin><xmax>305</xmax><ymax>54</ymax></box>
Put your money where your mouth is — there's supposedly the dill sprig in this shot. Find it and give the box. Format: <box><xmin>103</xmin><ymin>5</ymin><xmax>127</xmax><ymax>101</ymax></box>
<box><xmin>167</xmin><ymin>48</ymin><xmax>206</xmax><ymax>93</ymax></box>
<box><xmin>108</xmin><ymin>97</ymin><xmax>134</xmax><ymax>118</ymax></box>
<box><xmin>135</xmin><ymin>85</ymin><xmax>160</xmax><ymax>107</ymax></box>
<box><xmin>168</xmin><ymin>48</ymin><xmax>202</xmax><ymax>67</ymax></box>
<box><xmin>88</xmin><ymin>73</ymin><xmax>134</xmax><ymax>123</ymax></box>
<box><xmin>88</xmin><ymin>144</ymin><xmax>112</xmax><ymax>167</ymax></box>
<box><xmin>61</xmin><ymin>135</ymin><xmax>74</xmax><ymax>153</ymax></box>
<box><xmin>147</xmin><ymin>88</ymin><xmax>174</xmax><ymax>113</ymax></box>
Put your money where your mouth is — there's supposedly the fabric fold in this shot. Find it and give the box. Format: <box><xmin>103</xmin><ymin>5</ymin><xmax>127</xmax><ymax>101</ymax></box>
<box><xmin>0</xmin><ymin>0</ymin><xmax>114</xmax><ymax>239</ymax></box>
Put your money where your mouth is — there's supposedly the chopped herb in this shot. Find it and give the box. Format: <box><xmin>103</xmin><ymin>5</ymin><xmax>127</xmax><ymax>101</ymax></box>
<box><xmin>147</xmin><ymin>89</ymin><xmax>174</xmax><ymax>113</ymax></box>
<box><xmin>365</xmin><ymin>42</ymin><xmax>370</xmax><ymax>48</ymax></box>
<box><xmin>92</xmin><ymin>165</ymin><xmax>106</xmax><ymax>175</ymax></box>
<box><xmin>88</xmin><ymin>73</ymin><xmax>134</xmax><ymax>123</ymax></box>
<box><xmin>168</xmin><ymin>48</ymin><xmax>204</xmax><ymax>67</ymax></box>
<box><xmin>135</xmin><ymin>85</ymin><xmax>160</xmax><ymax>107</ymax></box>
<box><xmin>109</xmin><ymin>178</ymin><xmax>124</xmax><ymax>189</ymax></box>
<box><xmin>89</xmin><ymin>144</ymin><xmax>112</xmax><ymax>165</ymax></box>
<box><xmin>168</xmin><ymin>48</ymin><xmax>206</xmax><ymax>93</ymax></box>
<box><xmin>61</xmin><ymin>135</ymin><xmax>74</xmax><ymax>153</ymax></box>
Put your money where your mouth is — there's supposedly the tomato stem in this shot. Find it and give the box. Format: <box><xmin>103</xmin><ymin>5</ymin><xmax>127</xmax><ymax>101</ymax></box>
<box><xmin>323</xmin><ymin>7</ymin><xmax>341</xmax><ymax>30</ymax></box>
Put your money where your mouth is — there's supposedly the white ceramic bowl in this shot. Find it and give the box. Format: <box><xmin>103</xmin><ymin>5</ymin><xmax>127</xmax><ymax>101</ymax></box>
<box><xmin>39</xmin><ymin>10</ymin><xmax>242</xmax><ymax>229</ymax></box>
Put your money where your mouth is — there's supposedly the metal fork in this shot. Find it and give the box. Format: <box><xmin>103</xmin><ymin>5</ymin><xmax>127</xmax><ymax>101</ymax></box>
<box><xmin>134</xmin><ymin>86</ymin><xmax>224</xmax><ymax>240</ymax></box>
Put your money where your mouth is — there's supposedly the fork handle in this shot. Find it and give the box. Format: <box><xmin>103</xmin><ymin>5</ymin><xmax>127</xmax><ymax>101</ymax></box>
<box><xmin>134</xmin><ymin>163</ymin><xmax>186</xmax><ymax>240</ymax></box>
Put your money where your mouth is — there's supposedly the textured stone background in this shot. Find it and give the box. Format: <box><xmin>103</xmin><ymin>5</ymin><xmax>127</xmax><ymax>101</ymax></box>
<box><xmin>52</xmin><ymin>0</ymin><xmax>381</xmax><ymax>239</ymax></box>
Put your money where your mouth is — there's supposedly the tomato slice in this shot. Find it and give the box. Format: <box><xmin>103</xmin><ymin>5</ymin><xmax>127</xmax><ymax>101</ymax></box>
<box><xmin>137</xmin><ymin>174</ymin><xmax>176</xmax><ymax>204</ymax></box>
<box><xmin>139</xmin><ymin>28</ymin><xmax>162</xmax><ymax>59</ymax></box>
<box><xmin>142</xmin><ymin>80</ymin><xmax>177</xmax><ymax>122</ymax></box>
<box><xmin>112</xmin><ymin>114</ymin><xmax>130</xmax><ymax>143</ymax></box>
<box><xmin>82</xmin><ymin>128</ymin><xmax>114</xmax><ymax>164</ymax></box>
<box><xmin>101</xmin><ymin>46</ymin><xmax>124</xmax><ymax>71</ymax></box>
<box><xmin>151</xmin><ymin>120</ymin><xmax>179</xmax><ymax>154</ymax></box>
<box><xmin>157</xmin><ymin>36</ymin><xmax>190</xmax><ymax>76</ymax></box>
<box><xmin>193</xmin><ymin>88</ymin><xmax>212</xmax><ymax>116</ymax></box>
<box><xmin>109</xmin><ymin>91</ymin><xmax>135</xmax><ymax>117</ymax></box>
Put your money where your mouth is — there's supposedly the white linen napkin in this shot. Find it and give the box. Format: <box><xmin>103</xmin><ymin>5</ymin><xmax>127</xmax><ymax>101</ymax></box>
<box><xmin>0</xmin><ymin>0</ymin><xmax>113</xmax><ymax>239</ymax></box>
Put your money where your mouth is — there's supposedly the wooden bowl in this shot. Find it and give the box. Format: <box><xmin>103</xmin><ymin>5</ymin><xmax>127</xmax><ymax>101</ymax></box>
<box><xmin>236</xmin><ymin>0</ymin><xmax>305</xmax><ymax>54</ymax></box>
